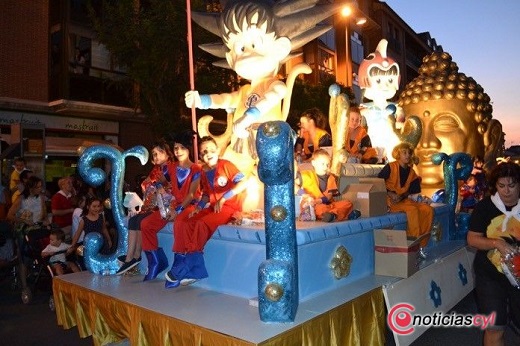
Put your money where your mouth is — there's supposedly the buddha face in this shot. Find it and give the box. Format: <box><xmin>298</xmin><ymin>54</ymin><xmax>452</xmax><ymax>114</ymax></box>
<box><xmin>405</xmin><ymin>98</ymin><xmax>484</xmax><ymax>187</ymax></box>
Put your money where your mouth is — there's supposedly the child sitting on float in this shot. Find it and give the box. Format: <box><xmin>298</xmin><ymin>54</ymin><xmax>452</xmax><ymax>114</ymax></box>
<box><xmin>116</xmin><ymin>139</ymin><xmax>176</xmax><ymax>275</ymax></box>
<box><xmin>459</xmin><ymin>174</ymin><xmax>481</xmax><ymax>213</ymax></box>
<box><xmin>163</xmin><ymin>136</ymin><xmax>249</xmax><ymax>288</ymax></box>
<box><xmin>343</xmin><ymin>106</ymin><xmax>378</xmax><ymax>164</ymax></box>
<box><xmin>137</xmin><ymin>132</ymin><xmax>202</xmax><ymax>280</ymax></box>
<box><xmin>296</xmin><ymin>108</ymin><xmax>332</xmax><ymax>162</ymax></box>
<box><xmin>295</xmin><ymin>149</ymin><xmax>357</xmax><ymax>222</ymax></box>
<box><xmin>377</xmin><ymin>142</ymin><xmax>433</xmax><ymax>258</ymax></box>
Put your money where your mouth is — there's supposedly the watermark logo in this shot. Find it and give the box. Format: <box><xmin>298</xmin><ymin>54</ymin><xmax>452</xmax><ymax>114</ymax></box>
<box><xmin>387</xmin><ymin>303</ymin><xmax>496</xmax><ymax>335</ymax></box>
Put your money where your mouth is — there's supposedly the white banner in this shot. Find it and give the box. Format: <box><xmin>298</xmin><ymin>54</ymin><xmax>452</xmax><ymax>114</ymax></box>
<box><xmin>0</xmin><ymin>110</ymin><xmax>119</xmax><ymax>134</ymax></box>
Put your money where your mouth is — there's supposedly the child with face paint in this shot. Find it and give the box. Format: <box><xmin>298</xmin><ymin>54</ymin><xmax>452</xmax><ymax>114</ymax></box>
<box><xmin>164</xmin><ymin>136</ymin><xmax>248</xmax><ymax>288</ymax></box>
<box><xmin>135</xmin><ymin>132</ymin><xmax>202</xmax><ymax>280</ymax></box>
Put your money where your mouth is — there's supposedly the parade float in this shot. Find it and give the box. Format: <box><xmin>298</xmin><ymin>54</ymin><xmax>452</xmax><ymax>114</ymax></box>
<box><xmin>52</xmin><ymin>1</ymin><xmax>504</xmax><ymax>345</ymax></box>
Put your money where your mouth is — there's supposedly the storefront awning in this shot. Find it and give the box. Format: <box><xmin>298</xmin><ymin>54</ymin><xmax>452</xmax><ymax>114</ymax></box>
<box><xmin>0</xmin><ymin>138</ymin><xmax>122</xmax><ymax>159</ymax></box>
<box><xmin>46</xmin><ymin>137</ymin><xmax>122</xmax><ymax>156</ymax></box>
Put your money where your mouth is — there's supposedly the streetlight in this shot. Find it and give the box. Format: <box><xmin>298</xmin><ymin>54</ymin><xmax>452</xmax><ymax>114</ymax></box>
<box><xmin>334</xmin><ymin>6</ymin><xmax>353</xmax><ymax>87</ymax></box>
<box><xmin>334</xmin><ymin>5</ymin><xmax>367</xmax><ymax>87</ymax></box>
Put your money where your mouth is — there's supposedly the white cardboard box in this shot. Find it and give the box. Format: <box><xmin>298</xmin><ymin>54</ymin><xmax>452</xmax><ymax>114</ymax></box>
<box><xmin>373</xmin><ymin>229</ymin><xmax>428</xmax><ymax>278</ymax></box>
<box><xmin>341</xmin><ymin>178</ymin><xmax>387</xmax><ymax>217</ymax></box>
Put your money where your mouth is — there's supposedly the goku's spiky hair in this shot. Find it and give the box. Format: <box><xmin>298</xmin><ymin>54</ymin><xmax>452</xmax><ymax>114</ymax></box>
<box><xmin>191</xmin><ymin>0</ymin><xmax>348</xmax><ymax>68</ymax></box>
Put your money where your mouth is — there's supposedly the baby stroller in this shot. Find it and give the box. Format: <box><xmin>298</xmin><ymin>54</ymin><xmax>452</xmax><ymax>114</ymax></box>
<box><xmin>19</xmin><ymin>223</ymin><xmax>53</xmax><ymax>305</ymax></box>
<box><xmin>21</xmin><ymin>223</ymin><xmax>81</xmax><ymax>309</ymax></box>
<box><xmin>0</xmin><ymin>221</ymin><xmax>18</xmax><ymax>290</ymax></box>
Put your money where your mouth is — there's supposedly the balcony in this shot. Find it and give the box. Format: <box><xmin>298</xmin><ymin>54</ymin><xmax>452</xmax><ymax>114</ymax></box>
<box><xmin>49</xmin><ymin>65</ymin><xmax>137</xmax><ymax>118</ymax></box>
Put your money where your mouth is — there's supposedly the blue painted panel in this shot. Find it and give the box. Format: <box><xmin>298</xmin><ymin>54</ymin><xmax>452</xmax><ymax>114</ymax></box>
<box><xmin>138</xmin><ymin>204</ymin><xmax>454</xmax><ymax>301</ymax></box>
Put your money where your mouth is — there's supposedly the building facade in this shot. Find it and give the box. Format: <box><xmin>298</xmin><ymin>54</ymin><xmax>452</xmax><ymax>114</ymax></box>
<box><xmin>298</xmin><ymin>0</ymin><xmax>442</xmax><ymax>103</ymax></box>
<box><xmin>0</xmin><ymin>0</ymin><xmax>441</xmax><ymax>192</ymax></box>
<box><xmin>0</xmin><ymin>0</ymin><xmax>153</xmax><ymax>192</ymax></box>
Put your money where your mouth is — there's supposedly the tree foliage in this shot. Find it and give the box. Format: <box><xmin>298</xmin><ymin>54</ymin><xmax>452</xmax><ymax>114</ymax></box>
<box><xmin>88</xmin><ymin>0</ymin><xmax>235</xmax><ymax>137</ymax></box>
<box><xmin>287</xmin><ymin>77</ymin><xmax>355</xmax><ymax>132</ymax></box>
<box><xmin>88</xmin><ymin>0</ymin><xmax>352</xmax><ymax>138</ymax></box>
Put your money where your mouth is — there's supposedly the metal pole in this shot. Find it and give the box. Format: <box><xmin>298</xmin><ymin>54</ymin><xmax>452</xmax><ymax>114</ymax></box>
<box><xmin>186</xmin><ymin>0</ymin><xmax>198</xmax><ymax>162</ymax></box>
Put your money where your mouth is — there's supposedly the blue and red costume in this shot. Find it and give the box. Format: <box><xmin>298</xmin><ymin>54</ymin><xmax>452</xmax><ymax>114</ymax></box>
<box><xmin>165</xmin><ymin>159</ymin><xmax>245</xmax><ymax>286</ymax></box>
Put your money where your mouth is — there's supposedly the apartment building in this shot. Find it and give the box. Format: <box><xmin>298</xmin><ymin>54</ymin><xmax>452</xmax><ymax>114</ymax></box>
<box><xmin>296</xmin><ymin>0</ymin><xmax>442</xmax><ymax>102</ymax></box>
<box><xmin>0</xmin><ymin>0</ymin><xmax>440</xmax><ymax>189</ymax></box>
<box><xmin>0</xmin><ymin>0</ymin><xmax>152</xmax><ymax>189</ymax></box>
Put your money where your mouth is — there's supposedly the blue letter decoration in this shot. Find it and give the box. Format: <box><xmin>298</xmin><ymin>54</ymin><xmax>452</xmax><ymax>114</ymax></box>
<box><xmin>431</xmin><ymin>152</ymin><xmax>472</xmax><ymax>210</ymax></box>
<box><xmin>431</xmin><ymin>152</ymin><xmax>472</xmax><ymax>240</ymax></box>
<box><xmin>78</xmin><ymin>145</ymin><xmax>148</xmax><ymax>274</ymax></box>
<box><xmin>256</xmin><ymin>121</ymin><xmax>298</xmax><ymax>322</ymax></box>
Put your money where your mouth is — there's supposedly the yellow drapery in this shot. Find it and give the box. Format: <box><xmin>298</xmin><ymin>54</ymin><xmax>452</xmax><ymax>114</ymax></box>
<box><xmin>54</xmin><ymin>278</ymin><xmax>385</xmax><ymax>346</ymax></box>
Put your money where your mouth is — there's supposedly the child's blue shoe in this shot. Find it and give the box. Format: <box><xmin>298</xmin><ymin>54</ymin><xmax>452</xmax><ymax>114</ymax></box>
<box><xmin>348</xmin><ymin>209</ymin><xmax>361</xmax><ymax>220</ymax></box>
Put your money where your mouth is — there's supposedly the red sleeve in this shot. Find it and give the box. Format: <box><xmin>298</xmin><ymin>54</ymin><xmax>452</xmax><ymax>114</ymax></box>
<box><xmin>141</xmin><ymin>165</ymin><xmax>162</xmax><ymax>192</ymax></box>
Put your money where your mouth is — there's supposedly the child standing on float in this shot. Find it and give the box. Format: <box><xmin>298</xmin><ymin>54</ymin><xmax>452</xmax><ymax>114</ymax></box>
<box><xmin>137</xmin><ymin>132</ymin><xmax>202</xmax><ymax>280</ymax></box>
<box><xmin>164</xmin><ymin>136</ymin><xmax>248</xmax><ymax>288</ymax></box>
<box><xmin>116</xmin><ymin>139</ymin><xmax>176</xmax><ymax>274</ymax></box>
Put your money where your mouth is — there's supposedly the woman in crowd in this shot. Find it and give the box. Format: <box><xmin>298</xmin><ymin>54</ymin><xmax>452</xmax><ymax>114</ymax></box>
<box><xmin>467</xmin><ymin>161</ymin><xmax>520</xmax><ymax>345</ymax></box>
<box><xmin>7</xmin><ymin>176</ymin><xmax>49</xmax><ymax>297</ymax></box>
<box><xmin>296</xmin><ymin>107</ymin><xmax>332</xmax><ymax>161</ymax></box>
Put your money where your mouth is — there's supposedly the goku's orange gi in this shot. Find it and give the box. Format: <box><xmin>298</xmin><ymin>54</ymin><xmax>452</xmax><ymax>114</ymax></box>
<box><xmin>300</xmin><ymin>170</ymin><xmax>353</xmax><ymax>221</ymax></box>
<box><xmin>345</xmin><ymin>126</ymin><xmax>378</xmax><ymax>163</ymax></box>
<box><xmin>301</xmin><ymin>128</ymin><xmax>331</xmax><ymax>157</ymax></box>
<box><xmin>382</xmin><ymin>161</ymin><xmax>433</xmax><ymax>247</ymax></box>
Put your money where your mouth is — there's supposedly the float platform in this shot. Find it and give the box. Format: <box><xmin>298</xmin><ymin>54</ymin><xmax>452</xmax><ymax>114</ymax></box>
<box><xmin>53</xmin><ymin>204</ymin><xmax>473</xmax><ymax>345</ymax></box>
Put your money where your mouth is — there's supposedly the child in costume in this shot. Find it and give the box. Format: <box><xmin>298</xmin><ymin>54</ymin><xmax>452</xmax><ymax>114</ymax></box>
<box><xmin>460</xmin><ymin>174</ymin><xmax>482</xmax><ymax>212</ymax></box>
<box><xmin>471</xmin><ymin>155</ymin><xmax>488</xmax><ymax>197</ymax></box>
<box><xmin>164</xmin><ymin>136</ymin><xmax>248</xmax><ymax>287</ymax></box>
<box><xmin>116</xmin><ymin>139</ymin><xmax>176</xmax><ymax>275</ymax></box>
<box><xmin>344</xmin><ymin>106</ymin><xmax>378</xmax><ymax>164</ymax></box>
<box><xmin>295</xmin><ymin>149</ymin><xmax>354</xmax><ymax>222</ymax></box>
<box><xmin>136</xmin><ymin>132</ymin><xmax>202</xmax><ymax>280</ymax></box>
<box><xmin>378</xmin><ymin>142</ymin><xmax>433</xmax><ymax>258</ymax></box>
<box><xmin>298</xmin><ymin>108</ymin><xmax>332</xmax><ymax>161</ymax></box>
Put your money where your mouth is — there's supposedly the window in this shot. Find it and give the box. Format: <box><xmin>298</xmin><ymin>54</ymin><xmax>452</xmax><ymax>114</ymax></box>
<box><xmin>351</xmin><ymin>31</ymin><xmax>364</xmax><ymax>64</ymax></box>
<box><xmin>70</xmin><ymin>35</ymin><xmax>91</xmax><ymax>75</ymax></box>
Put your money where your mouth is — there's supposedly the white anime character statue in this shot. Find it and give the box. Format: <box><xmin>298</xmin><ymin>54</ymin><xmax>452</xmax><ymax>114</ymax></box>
<box><xmin>358</xmin><ymin>39</ymin><xmax>405</xmax><ymax>163</ymax></box>
<box><xmin>185</xmin><ymin>0</ymin><xmax>345</xmax><ymax>173</ymax></box>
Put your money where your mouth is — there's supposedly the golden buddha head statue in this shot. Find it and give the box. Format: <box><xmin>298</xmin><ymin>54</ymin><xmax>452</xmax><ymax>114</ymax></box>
<box><xmin>398</xmin><ymin>52</ymin><xmax>503</xmax><ymax>188</ymax></box>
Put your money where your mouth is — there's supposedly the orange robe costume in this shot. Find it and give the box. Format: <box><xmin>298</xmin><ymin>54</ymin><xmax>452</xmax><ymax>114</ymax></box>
<box><xmin>344</xmin><ymin>126</ymin><xmax>378</xmax><ymax>163</ymax></box>
<box><xmin>383</xmin><ymin>161</ymin><xmax>433</xmax><ymax>247</ymax></box>
<box><xmin>300</xmin><ymin>170</ymin><xmax>353</xmax><ymax>221</ymax></box>
<box><xmin>301</xmin><ymin>128</ymin><xmax>331</xmax><ymax>157</ymax></box>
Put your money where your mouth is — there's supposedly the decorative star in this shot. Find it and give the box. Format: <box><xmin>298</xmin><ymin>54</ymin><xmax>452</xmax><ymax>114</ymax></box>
<box><xmin>330</xmin><ymin>245</ymin><xmax>353</xmax><ymax>279</ymax></box>
<box><xmin>429</xmin><ymin>280</ymin><xmax>442</xmax><ymax>308</ymax></box>
<box><xmin>458</xmin><ymin>263</ymin><xmax>468</xmax><ymax>285</ymax></box>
